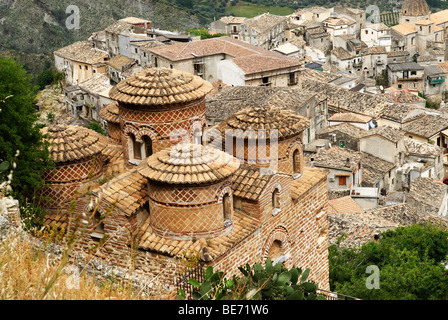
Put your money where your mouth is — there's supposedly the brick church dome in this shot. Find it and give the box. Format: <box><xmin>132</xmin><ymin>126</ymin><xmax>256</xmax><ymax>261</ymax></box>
<box><xmin>138</xmin><ymin>143</ymin><xmax>239</xmax><ymax>185</ymax></box>
<box><xmin>99</xmin><ymin>101</ymin><xmax>119</xmax><ymax>124</ymax></box>
<box><xmin>400</xmin><ymin>0</ymin><xmax>430</xmax><ymax>16</ymax></box>
<box><xmin>217</xmin><ymin>105</ymin><xmax>310</xmax><ymax>140</ymax></box>
<box><xmin>41</xmin><ymin>124</ymin><xmax>107</xmax><ymax>163</ymax></box>
<box><xmin>109</xmin><ymin>67</ymin><xmax>212</xmax><ymax>106</ymax></box>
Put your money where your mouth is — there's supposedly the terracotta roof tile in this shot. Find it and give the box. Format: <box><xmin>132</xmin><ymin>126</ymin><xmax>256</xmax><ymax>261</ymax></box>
<box><xmin>138</xmin><ymin>143</ymin><xmax>240</xmax><ymax>185</ymax></box>
<box><xmin>327</xmin><ymin>196</ymin><xmax>364</xmax><ymax>214</ymax></box>
<box><xmin>232</xmin><ymin>165</ymin><xmax>272</xmax><ymax>201</ymax></box>
<box><xmin>109</xmin><ymin>67</ymin><xmax>212</xmax><ymax>106</ymax></box>
<box><xmin>99</xmin><ymin>101</ymin><xmax>120</xmax><ymax>123</ymax></box>
<box><xmin>41</xmin><ymin>125</ymin><xmax>107</xmax><ymax>163</ymax></box>
<box><xmin>54</xmin><ymin>41</ymin><xmax>108</xmax><ymax>65</ymax></box>
<box><xmin>290</xmin><ymin>167</ymin><xmax>329</xmax><ymax>200</ymax></box>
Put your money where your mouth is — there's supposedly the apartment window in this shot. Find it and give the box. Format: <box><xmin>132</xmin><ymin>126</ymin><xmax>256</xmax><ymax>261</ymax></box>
<box><xmin>414</xmin><ymin>82</ymin><xmax>418</xmax><ymax>88</ymax></box>
<box><xmin>85</xmin><ymin>66</ymin><xmax>88</xmax><ymax>70</ymax></box>
<box><xmin>398</xmin><ymin>84</ymin><xmax>402</xmax><ymax>89</ymax></box>
<box><xmin>135</xmin><ymin>48</ymin><xmax>138</xmax><ymax>53</ymax></box>
<box><xmin>272</xmin><ymin>189</ymin><xmax>280</xmax><ymax>209</ymax></box>
<box><xmin>411</xmin><ymin>71</ymin><xmax>417</xmax><ymax>76</ymax></box>
<box><xmin>338</xmin><ymin>176</ymin><xmax>347</xmax><ymax>186</ymax></box>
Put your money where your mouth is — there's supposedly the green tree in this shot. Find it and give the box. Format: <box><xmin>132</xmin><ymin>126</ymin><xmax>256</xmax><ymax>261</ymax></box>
<box><xmin>0</xmin><ymin>56</ymin><xmax>53</xmax><ymax>226</ymax></box>
<box><xmin>329</xmin><ymin>223</ymin><xmax>448</xmax><ymax>300</ymax></box>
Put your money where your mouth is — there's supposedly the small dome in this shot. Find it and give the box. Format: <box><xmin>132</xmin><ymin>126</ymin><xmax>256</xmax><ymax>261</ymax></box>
<box><xmin>99</xmin><ymin>101</ymin><xmax>119</xmax><ymax>123</ymax></box>
<box><xmin>109</xmin><ymin>67</ymin><xmax>213</xmax><ymax>106</ymax></box>
<box><xmin>138</xmin><ymin>143</ymin><xmax>239</xmax><ymax>185</ymax></box>
<box><xmin>401</xmin><ymin>0</ymin><xmax>430</xmax><ymax>16</ymax></box>
<box><xmin>217</xmin><ymin>105</ymin><xmax>310</xmax><ymax>140</ymax></box>
<box><xmin>41</xmin><ymin>125</ymin><xmax>107</xmax><ymax>163</ymax></box>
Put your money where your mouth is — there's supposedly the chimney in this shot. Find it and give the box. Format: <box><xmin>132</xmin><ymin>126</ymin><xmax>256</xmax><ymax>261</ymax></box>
<box><xmin>310</xmin><ymin>157</ymin><xmax>314</xmax><ymax>167</ymax></box>
<box><xmin>345</xmin><ymin>157</ymin><xmax>350</xmax><ymax>167</ymax></box>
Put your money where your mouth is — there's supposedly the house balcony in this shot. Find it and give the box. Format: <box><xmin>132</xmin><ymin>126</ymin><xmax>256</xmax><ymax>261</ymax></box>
<box><xmin>429</xmin><ymin>78</ymin><xmax>445</xmax><ymax>84</ymax></box>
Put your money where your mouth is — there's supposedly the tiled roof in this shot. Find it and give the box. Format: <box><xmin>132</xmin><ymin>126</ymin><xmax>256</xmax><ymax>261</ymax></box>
<box><xmin>430</xmin><ymin>9</ymin><xmax>448</xmax><ymax>25</ymax></box>
<box><xmin>206</xmin><ymin>86</ymin><xmax>316</xmax><ymax>122</ymax></box>
<box><xmin>324</xmin><ymin>16</ymin><xmax>356</xmax><ymax>26</ymax></box>
<box><xmin>220</xmin><ymin>16</ymin><xmax>247</xmax><ymax>24</ymax></box>
<box><xmin>408</xmin><ymin>177</ymin><xmax>447</xmax><ymax>210</ymax></box>
<box><xmin>230</xmin><ymin>53</ymin><xmax>300</xmax><ymax>75</ymax></box>
<box><xmin>136</xmin><ymin>210</ymin><xmax>261</xmax><ymax>261</ymax></box>
<box><xmin>382</xmin><ymin>89</ymin><xmax>426</xmax><ymax>104</ymax></box>
<box><xmin>107</xmin><ymin>55</ymin><xmax>135</xmax><ymax>71</ymax></box>
<box><xmin>388</xmin><ymin>62</ymin><xmax>424</xmax><ymax>72</ymax></box>
<box><xmin>290</xmin><ymin>167</ymin><xmax>329</xmax><ymax>200</ymax></box>
<box><xmin>104</xmin><ymin>20</ymin><xmax>134</xmax><ymax>35</ymax></box>
<box><xmin>361</xmin><ymin>152</ymin><xmax>395</xmax><ymax>186</ymax></box>
<box><xmin>332</xmin><ymin>47</ymin><xmax>353</xmax><ymax>60</ymax></box>
<box><xmin>299</xmin><ymin>68</ymin><xmax>342</xmax><ymax>83</ymax></box>
<box><xmin>231</xmin><ymin>165</ymin><xmax>273</xmax><ymax>201</ymax></box>
<box><xmin>78</xmin><ymin>73</ymin><xmax>113</xmax><ymax>98</ymax></box>
<box><xmin>438</xmin><ymin>61</ymin><xmax>448</xmax><ymax>74</ymax></box>
<box><xmin>402</xmin><ymin>113</ymin><xmax>448</xmax><ymax>138</ymax></box>
<box><xmin>404</xmin><ymin>137</ymin><xmax>443</xmax><ymax>157</ymax></box>
<box><xmin>319</xmin><ymin>123</ymin><xmax>367</xmax><ymax>139</ymax></box>
<box><xmin>216</xmin><ymin>105</ymin><xmax>310</xmax><ymax>141</ymax></box>
<box><xmin>361</xmin><ymin>125</ymin><xmax>405</xmax><ymax>143</ymax></box>
<box><xmin>329</xmin><ymin>112</ymin><xmax>372</xmax><ymax>123</ymax></box>
<box><xmin>138</xmin><ymin>143</ymin><xmax>240</xmax><ymax>185</ymax></box>
<box><xmin>99</xmin><ymin>101</ymin><xmax>120</xmax><ymax>124</ymax></box>
<box><xmin>327</xmin><ymin>196</ymin><xmax>363</xmax><ymax>214</ymax></box>
<box><xmin>242</xmin><ymin>13</ymin><xmax>288</xmax><ymax>34</ymax></box>
<box><xmin>54</xmin><ymin>41</ymin><xmax>108</xmax><ymax>65</ymax></box>
<box><xmin>391</xmin><ymin>23</ymin><xmax>417</xmax><ymax>36</ymax></box>
<box><xmin>41</xmin><ymin>125</ymin><xmax>107</xmax><ymax>163</ymax></box>
<box><xmin>94</xmin><ymin>168</ymin><xmax>148</xmax><ymax>217</ymax></box>
<box><xmin>313</xmin><ymin>147</ymin><xmax>362</xmax><ymax>171</ymax></box>
<box><xmin>109</xmin><ymin>67</ymin><xmax>212</xmax><ymax>106</ymax></box>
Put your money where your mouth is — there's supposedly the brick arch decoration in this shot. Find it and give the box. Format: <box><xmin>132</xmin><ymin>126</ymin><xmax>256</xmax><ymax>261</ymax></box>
<box><xmin>262</xmin><ymin>226</ymin><xmax>292</xmax><ymax>262</ymax></box>
<box><xmin>216</xmin><ymin>183</ymin><xmax>232</xmax><ymax>203</ymax></box>
<box><xmin>123</xmin><ymin>124</ymin><xmax>159</xmax><ymax>142</ymax></box>
<box><xmin>286</xmin><ymin>139</ymin><xmax>304</xmax><ymax>174</ymax></box>
<box><xmin>270</xmin><ymin>182</ymin><xmax>282</xmax><ymax>194</ymax></box>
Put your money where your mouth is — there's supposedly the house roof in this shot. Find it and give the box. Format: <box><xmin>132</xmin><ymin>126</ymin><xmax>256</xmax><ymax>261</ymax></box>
<box><xmin>109</xmin><ymin>67</ymin><xmax>212</xmax><ymax>106</ymax></box>
<box><xmin>439</xmin><ymin>61</ymin><xmax>448</xmax><ymax>74</ymax></box>
<box><xmin>319</xmin><ymin>122</ymin><xmax>367</xmax><ymax>139</ymax></box>
<box><xmin>327</xmin><ymin>196</ymin><xmax>364</xmax><ymax>214</ymax></box>
<box><xmin>424</xmin><ymin>65</ymin><xmax>445</xmax><ymax>77</ymax></box>
<box><xmin>388</xmin><ymin>62</ymin><xmax>424</xmax><ymax>71</ymax></box>
<box><xmin>138</xmin><ymin>143</ymin><xmax>240</xmax><ymax>185</ymax></box>
<box><xmin>54</xmin><ymin>41</ymin><xmax>108</xmax><ymax>65</ymax></box>
<box><xmin>41</xmin><ymin>125</ymin><xmax>107</xmax><ymax>163</ymax></box>
<box><xmin>216</xmin><ymin>105</ymin><xmax>310</xmax><ymax>141</ymax></box>
<box><xmin>99</xmin><ymin>101</ymin><xmax>120</xmax><ymax>124</ymax></box>
<box><xmin>313</xmin><ymin>147</ymin><xmax>362</xmax><ymax>171</ymax></box>
<box><xmin>290</xmin><ymin>167</ymin><xmax>329</xmax><ymax>200</ymax></box>
<box><xmin>404</xmin><ymin>137</ymin><xmax>443</xmax><ymax>157</ymax></box>
<box><xmin>402</xmin><ymin>113</ymin><xmax>448</xmax><ymax>138</ymax></box>
<box><xmin>78</xmin><ymin>73</ymin><xmax>114</xmax><ymax>98</ymax></box>
<box><xmin>324</xmin><ymin>16</ymin><xmax>356</xmax><ymax>26</ymax></box>
<box><xmin>93</xmin><ymin>168</ymin><xmax>148</xmax><ymax>217</ymax></box>
<box><xmin>219</xmin><ymin>16</ymin><xmax>247</xmax><ymax>24</ymax></box>
<box><xmin>107</xmin><ymin>55</ymin><xmax>135</xmax><ymax>71</ymax></box>
<box><xmin>407</xmin><ymin>177</ymin><xmax>447</xmax><ymax>210</ymax></box>
<box><xmin>329</xmin><ymin>112</ymin><xmax>372</xmax><ymax>124</ymax></box>
<box><xmin>230</xmin><ymin>53</ymin><xmax>301</xmax><ymax>75</ymax></box>
<box><xmin>430</xmin><ymin>9</ymin><xmax>448</xmax><ymax>25</ymax></box>
<box><xmin>119</xmin><ymin>17</ymin><xmax>151</xmax><ymax>24</ymax></box>
<box><xmin>232</xmin><ymin>165</ymin><xmax>273</xmax><ymax>201</ymax></box>
<box><xmin>382</xmin><ymin>89</ymin><xmax>426</xmax><ymax>104</ymax></box>
<box><xmin>391</xmin><ymin>23</ymin><xmax>417</xmax><ymax>36</ymax></box>
<box><xmin>361</xmin><ymin>152</ymin><xmax>395</xmax><ymax>186</ymax></box>
<box><xmin>361</xmin><ymin>125</ymin><xmax>405</xmax><ymax>143</ymax></box>
<box><xmin>136</xmin><ymin>210</ymin><xmax>261</xmax><ymax>261</ymax></box>
<box><xmin>242</xmin><ymin>13</ymin><xmax>288</xmax><ymax>34</ymax></box>
<box><xmin>206</xmin><ymin>86</ymin><xmax>316</xmax><ymax>122</ymax></box>
<box><xmin>332</xmin><ymin>47</ymin><xmax>352</xmax><ymax>60</ymax></box>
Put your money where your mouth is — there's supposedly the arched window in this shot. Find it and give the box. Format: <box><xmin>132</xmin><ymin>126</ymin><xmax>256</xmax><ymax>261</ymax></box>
<box><xmin>142</xmin><ymin>135</ymin><xmax>153</xmax><ymax>159</ymax></box>
<box><xmin>272</xmin><ymin>189</ymin><xmax>280</xmax><ymax>210</ymax></box>
<box><xmin>268</xmin><ymin>240</ymin><xmax>283</xmax><ymax>261</ymax></box>
<box><xmin>90</xmin><ymin>210</ymin><xmax>105</xmax><ymax>240</ymax></box>
<box><xmin>129</xmin><ymin>133</ymin><xmax>142</xmax><ymax>160</ymax></box>
<box><xmin>293</xmin><ymin>149</ymin><xmax>301</xmax><ymax>174</ymax></box>
<box><xmin>223</xmin><ymin>193</ymin><xmax>232</xmax><ymax>225</ymax></box>
<box><xmin>193</xmin><ymin>128</ymin><xmax>202</xmax><ymax>145</ymax></box>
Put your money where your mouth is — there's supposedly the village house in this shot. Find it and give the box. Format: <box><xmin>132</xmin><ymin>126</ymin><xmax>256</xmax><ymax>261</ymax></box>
<box><xmin>423</xmin><ymin>64</ymin><xmax>446</xmax><ymax>96</ymax></box>
<box><xmin>387</xmin><ymin>62</ymin><xmax>425</xmax><ymax>92</ymax></box>
<box><xmin>360</xmin><ymin>23</ymin><xmax>392</xmax><ymax>51</ymax></box>
<box><xmin>312</xmin><ymin>147</ymin><xmax>363</xmax><ymax>199</ymax></box>
<box><xmin>106</xmin><ymin>55</ymin><xmax>137</xmax><ymax>85</ymax></box>
<box><xmin>327</xmin><ymin>112</ymin><xmax>374</xmax><ymax>131</ymax></box>
<box><xmin>41</xmin><ymin>67</ymin><xmax>332</xmax><ymax>296</ymax></box>
<box><xmin>54</xmin><ymin>41</ymin><xmax>109</xmax><ymax>86</ymax></box>
<box><xmin>210</xmin><ymin>16</ymin><xmax>247</xmax><ymax>39</ymax></box>
<box><xmin>401</xmin><ymin>111</ymin><xmax>448</xmax><ymax>148</ymax></box>
<box><xmin>147</xmin><ymin>36</ymin><xmax>302</xmax><ymax>87</ymax></box>
<box><xmin>303</xmin><ymin>24</ymin><xmax>331</xmax><ymax>53</ymax></box>
<box><xmin>323</xmin><ymin>15</ymin><xmax>357</xmax><ymax>42</ymax></box>
<box><xmin>318</xmin><ymin>123</ymin><xmax>367</xmax><ymax>150</ymax></box>
<box><xmin>238</xmin><ymin>13</ymin><xmax>289</xmax><ymax>50</ymax></box>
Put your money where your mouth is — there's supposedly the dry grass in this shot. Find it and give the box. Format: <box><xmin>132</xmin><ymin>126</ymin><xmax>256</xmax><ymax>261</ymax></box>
<box><xmin>0</xmin><ymin>233</ymin><xmax>145</xmax><ymax>300</ymax></box>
